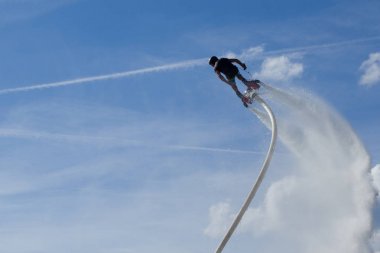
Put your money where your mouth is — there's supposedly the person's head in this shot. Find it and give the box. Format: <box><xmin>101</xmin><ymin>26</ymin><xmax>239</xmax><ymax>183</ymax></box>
<box><xmin>208</xmin><ymin>56</ymin><xmax>218</xmax><ymax>67</ymax></box>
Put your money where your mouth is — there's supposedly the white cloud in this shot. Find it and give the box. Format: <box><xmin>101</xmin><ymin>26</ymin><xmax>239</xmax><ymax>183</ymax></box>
<box><xmin>372</xmin><ymin>230</ymin><xmax>380</xmax><ymax>253</ymax></box>
<box><xmin>255</xmin><ymin>55</ymin><xmax>303</xmax><ymax>81</ymax></box>
<box><xmin>372</xmin><ymin>164</ymin><xmax>380</xmax><ymax>197</ymax></box>
<box><xmin>203</xmin><ymin>201</ymin><xmax>233</xmax><ymax>238</ymax></box>
<box><xmin>359</xmin><ymin>52</ymin><xmax>380</xmax><ymax>87</ymax></box>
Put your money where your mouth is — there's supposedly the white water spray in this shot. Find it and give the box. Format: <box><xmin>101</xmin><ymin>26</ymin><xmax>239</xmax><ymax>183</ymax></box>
<box><xmin>206</xmin><ymin>84</ymin><xmax>375</xmax><ymax>252</ymax></box>
<box><xmin>243</xmin><ymin>84</ymin><xmax>375</xmax><ymax>253</ymax></box>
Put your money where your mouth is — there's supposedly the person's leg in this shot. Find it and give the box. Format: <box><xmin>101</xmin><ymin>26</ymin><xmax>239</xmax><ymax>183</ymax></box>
<box><xmin>237</xmin><ymin>73</ymin><xmax>260</xmax><ymax>90</ymax></box>
<box><xmin>227</xmin><ymin>77</ymin><xmax>243</xmax><ymax>98</ymax></box>
<box><xmin>236</xmin><ymin>73</ymin><xmax>249</xmax><ymax>87</ymax></box>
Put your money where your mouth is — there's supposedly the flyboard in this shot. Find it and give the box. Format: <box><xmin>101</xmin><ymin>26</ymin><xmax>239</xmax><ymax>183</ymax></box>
<box><xmin>215</xmin><ymin>81</ymin><xmax>278</xmax><ymax>253</ymax></box>
<box><xmin>243</xmin><ymin>86</ymin><xmax>258</xmax><ymax>104</ymax></box>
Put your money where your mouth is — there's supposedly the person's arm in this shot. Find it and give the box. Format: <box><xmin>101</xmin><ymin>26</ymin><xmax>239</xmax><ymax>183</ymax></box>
<box><xmin>229</xmin><ymin>58</ymin><xmax>247</xmax><ymax>70</ymax></box>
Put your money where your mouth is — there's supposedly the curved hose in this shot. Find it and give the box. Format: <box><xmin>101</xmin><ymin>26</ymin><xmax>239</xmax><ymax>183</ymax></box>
<box><xmin>215</xmin><ymin>95</ymin><xmax>277</xmax><ymax>253</ymax></box>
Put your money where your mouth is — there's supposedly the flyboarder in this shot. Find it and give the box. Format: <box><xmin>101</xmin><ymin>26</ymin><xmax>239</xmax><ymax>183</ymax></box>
<box><xmin>209</xmin><ymin>56</ymin><xmax>260</xmax><ymax>107</ymax></box>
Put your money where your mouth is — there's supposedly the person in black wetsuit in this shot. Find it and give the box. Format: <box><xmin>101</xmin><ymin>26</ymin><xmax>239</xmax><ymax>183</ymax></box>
<box><xmin>209</xmin><ymin>56</ymin><xmax>260</xmax><ymax>107</ymax></box>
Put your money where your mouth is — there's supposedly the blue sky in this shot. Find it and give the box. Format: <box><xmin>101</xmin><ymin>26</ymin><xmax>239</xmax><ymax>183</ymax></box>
<box><xmin>0</xmin><ymin>0</ymin><xmax>379</xmax><ymax>252</ymax></box>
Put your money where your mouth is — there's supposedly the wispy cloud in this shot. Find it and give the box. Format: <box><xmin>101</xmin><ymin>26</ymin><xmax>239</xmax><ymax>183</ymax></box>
<box><xmin>0</xmin><ymin>99</ymin><xmax>269</xmax><ymax>252</ymax></box>
<box><xmin>225</xmin><ymin>46</ymin><xmax>265</xmax><ymax>60</ymax></box>
<box><xmin>0</xmin><ymin>128</ymin><xmax>262</xmax><ymax>155</ymax></box>
<box><xmin>0</xmin><ymin>0</ymin><xmax>77</xmax><ymax>25</ymax></box>
<box><xmin>0</xmin><ymin>100</ymin><xmax>269</xmax><ymax>197</ymax></box>
<box><xmin>360</xmin><ymin>52</ymin><xmax>380</xmax><ymax>87</ymax></box>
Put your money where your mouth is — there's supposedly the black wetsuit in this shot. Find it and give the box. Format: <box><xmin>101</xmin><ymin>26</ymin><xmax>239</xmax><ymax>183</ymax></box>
<box><xmin>214</xmin><ymin>58</ymin><xmax>239</xmax><ymax>80</ymax></box>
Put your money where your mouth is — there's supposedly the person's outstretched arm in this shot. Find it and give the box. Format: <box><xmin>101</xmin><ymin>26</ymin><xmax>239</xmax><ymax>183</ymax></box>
<box><xmin>229</xmin><ymin>58</ymin><xmax>247</xmax><ymax>70</ymax></box>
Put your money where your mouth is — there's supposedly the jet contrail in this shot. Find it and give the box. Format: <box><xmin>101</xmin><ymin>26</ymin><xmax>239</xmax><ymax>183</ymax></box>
<box><xmin>0</xmin><ymin>36</ymin><xmax>379</xmax><ymax>95</ymax></box>
<box><xmin>260</xmin><ymin>36</ymin><xmax>380</xmax><ymax>57</ymax></box>
<box><xmin>0</xmin><ymin>58</ymin><xmax>207</xmax><ymax>95</ymax></box>
<box><xmin>0</xmin><ymin>128</ymin><xmax>264</xmax><ymax>155</ymax></box>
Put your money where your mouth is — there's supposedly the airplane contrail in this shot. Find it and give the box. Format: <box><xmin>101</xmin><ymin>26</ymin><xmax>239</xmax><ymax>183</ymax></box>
<box><xmin>0</xmin><ymin>58</ymin><xmax>207</xmax><ymax>95</ymax></box>
<box><xmin>260</xmin><ymin>36</ymin><xmax>380</xmax><ymax>57</ymax></box>
<box><xmin>0</xmin><ymin>128</ymin><xmax>264</xmax><ymax>155</ymax></box>
<box><xmin>0</xmin><ymin>36</ymin><xmax>379</xmax><ymax>95</ymax></box>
